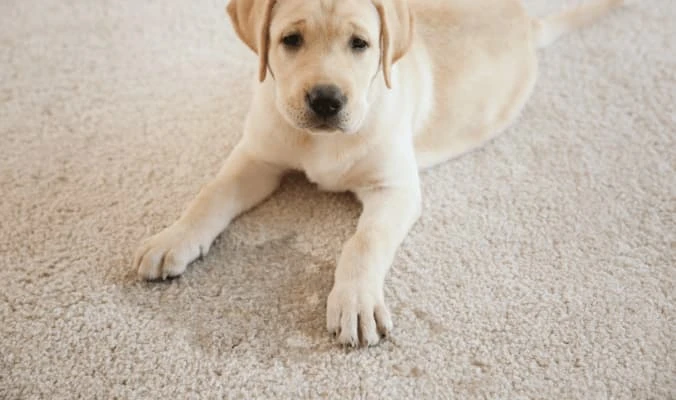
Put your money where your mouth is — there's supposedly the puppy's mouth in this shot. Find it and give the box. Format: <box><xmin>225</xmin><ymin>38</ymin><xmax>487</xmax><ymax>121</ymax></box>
<box><xmin>303</xmin><ymin>113</ymin><xmax>366</xmax><ymax>136</ymax></box>
<box><xmin>303</xmin><ymin>119</ymin><xmax>345</xmax><ymax>135</ymax></box>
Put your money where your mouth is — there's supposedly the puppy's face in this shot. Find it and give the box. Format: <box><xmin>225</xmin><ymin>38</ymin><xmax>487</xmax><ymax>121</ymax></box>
<box><xmin>228</xmin><ymin>0</ymin><xmax>413</xmax><ymax>135</ymax></box>
<box><xmin>267</xmin><ymin>0</ymin><xmax>381</xmax><ymax>135</ymax></box>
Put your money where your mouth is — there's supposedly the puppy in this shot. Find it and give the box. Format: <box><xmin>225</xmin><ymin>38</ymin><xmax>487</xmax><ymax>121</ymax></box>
<box><xmin>134</xmin><ymin>0</ymin><xmax>628</xmax><ymax>347</ymax></box>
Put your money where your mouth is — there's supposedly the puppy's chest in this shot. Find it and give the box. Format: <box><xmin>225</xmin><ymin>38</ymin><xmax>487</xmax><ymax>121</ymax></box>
<box><xmin>283</xmin><ymin>140</ymin><xmax>369</xmax><ymax>192</ymax></box>
<box><xmin>301</xmin><ymin>153</ymin><xmax>355</xmax><ymax>192</ymax></box>
<box><xmin>265</xmin><ymin>132</ymin><xmax>371</xmax><ymax>192</ymax></box>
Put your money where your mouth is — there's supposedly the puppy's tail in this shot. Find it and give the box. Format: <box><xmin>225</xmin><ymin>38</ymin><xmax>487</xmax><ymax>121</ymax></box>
<box><xmin>532</xmin><ymin>0</ymin><xmax>631</xmax><ymax>49</ymax></box>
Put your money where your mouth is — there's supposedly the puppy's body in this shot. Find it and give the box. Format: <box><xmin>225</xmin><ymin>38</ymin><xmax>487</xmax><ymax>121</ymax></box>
<box><xmin>246</xmin><ymin>0</ymin><xmax>535</xmax><ymax>189</ymax></box>
<box><xmin>413</xmin><ymin>0</ymin><xmax>538</xmax><ymax>168</ymax></box>
<box><xmin>134</xmin><ymin>0</ymin><xmax>628</xmax><ymax>346</ymax></box>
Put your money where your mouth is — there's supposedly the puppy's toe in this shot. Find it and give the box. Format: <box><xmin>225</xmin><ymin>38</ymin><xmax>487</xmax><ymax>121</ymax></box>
<box><xmin>326</xmin><ymin>299</ymin><xmax>341</xmax><ymax>337</ymax></box>
<box><xmin>374</xmin><ymin>303</ymin><xmax>393</xmax><ymax>337</ymax></box>
<box><xmin>359</xmin><ymin>311</ymin><xmax>381</xmax><ymax>346</ymax></box>
<box><xmin>136</xmin><ymin>248</ymin><xmax>166</xmax><ymax>281</ymax></box>
<box><xmin>338</xmin><ymin>310</ymin><xmax>359</xmax><ymax>347</ymax></box>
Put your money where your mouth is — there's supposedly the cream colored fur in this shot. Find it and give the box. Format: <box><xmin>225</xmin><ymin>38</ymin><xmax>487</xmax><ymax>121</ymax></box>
<box><xmin>134</xmin><ymin>0</ymin><xmax>629</xmax><ymax>347</ymax></box>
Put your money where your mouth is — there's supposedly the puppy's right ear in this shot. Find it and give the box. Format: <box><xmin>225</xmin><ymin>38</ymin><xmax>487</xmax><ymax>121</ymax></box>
<box><xmin>226</xmin><ymin>0</ymin><xmax>276</xmax><ymax>82</ymax></box>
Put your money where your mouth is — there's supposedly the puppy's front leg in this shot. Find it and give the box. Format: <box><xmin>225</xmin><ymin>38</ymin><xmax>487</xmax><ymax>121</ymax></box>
<box><xmin>327</xmin><ymin>184</ymin><xmax>421</xmax><ymax>346</ymax></box>
<box><xmin>134</xmin><ymin>144</ymin><xmax>284</xmax><ymax>280</ymax></box>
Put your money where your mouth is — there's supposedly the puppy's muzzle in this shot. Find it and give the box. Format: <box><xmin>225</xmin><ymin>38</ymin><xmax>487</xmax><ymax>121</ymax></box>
<box><xmin>306</xmin><ymin>85</ymin><xmax>347</xmax><ymax>118</ymax></box>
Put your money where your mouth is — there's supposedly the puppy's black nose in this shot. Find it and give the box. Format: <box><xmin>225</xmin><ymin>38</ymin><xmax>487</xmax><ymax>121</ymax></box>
<box><xmin>306</xmin><ymin>85</ymin><xmax>346</xmax><ymax>118</ymax></box>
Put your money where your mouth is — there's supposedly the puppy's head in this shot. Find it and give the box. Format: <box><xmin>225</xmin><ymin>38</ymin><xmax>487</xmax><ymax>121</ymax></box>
<box><xmin>227</xmin><ymin>0</ymin><xmax>413</xmax><ymax>135</ymax></box>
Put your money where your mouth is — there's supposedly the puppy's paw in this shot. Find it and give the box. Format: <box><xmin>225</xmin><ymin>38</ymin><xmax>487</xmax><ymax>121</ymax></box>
<box><xmin>326</xmin><ymin>279</ymin><xmax>392</xmax><ymax>347</ymax></box>
<box><xmin>133</xmin><ymin>224</ymin><xmax>209</xmax><ymax>281</ymax></box>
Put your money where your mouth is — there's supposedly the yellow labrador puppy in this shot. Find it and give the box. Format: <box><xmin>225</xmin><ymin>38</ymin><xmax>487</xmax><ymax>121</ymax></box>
<box><xmin>134</xmin><ymin>0</ymin><xmax>629</xmax><ymax>346</ymax></box>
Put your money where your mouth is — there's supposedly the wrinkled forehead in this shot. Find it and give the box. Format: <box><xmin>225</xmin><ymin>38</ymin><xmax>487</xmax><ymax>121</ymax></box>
<box><xmin>270</xmin><ymin>0</ymin><xmax>380</xmax><ymax>38</ymax></box>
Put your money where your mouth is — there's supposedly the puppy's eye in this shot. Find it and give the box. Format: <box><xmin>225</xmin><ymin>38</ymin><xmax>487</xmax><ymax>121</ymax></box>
<box><xmin>350</xmin><ymin>37</ymin><xmax>369</xmax><ymax>51</ymax></box>
<box><xmin>282</xmin><ymin>33</ymin><xmax>303</xmax><ymax>48</ymax></box>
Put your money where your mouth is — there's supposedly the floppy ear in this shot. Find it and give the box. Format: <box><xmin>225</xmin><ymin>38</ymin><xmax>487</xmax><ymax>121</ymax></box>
<box><xmin>373</xmin><ymin>0</ymin><xmax>414</xmax><ymax>89</ymax></box>
<box><xmin>226</xmin><ymin>0</ymin><xmax>276</xmax><ymax>82</ymax></box>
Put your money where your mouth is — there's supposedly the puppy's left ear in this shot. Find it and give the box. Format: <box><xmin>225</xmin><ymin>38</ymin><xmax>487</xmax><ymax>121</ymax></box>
<box><xmin>373</xmin><ymin>0</ymin><xmax>414</xmax><ymax>89</ymax></box>
<box><xmin>227</xmin><ymin>0</ymin><xmax>276</xmax><ymax>82</ymax></box>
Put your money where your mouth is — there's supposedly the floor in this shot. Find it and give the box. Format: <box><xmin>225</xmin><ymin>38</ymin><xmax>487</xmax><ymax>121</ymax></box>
<box><xmin>1</xmin><ymin>0</ymin><xmax>674</xmax><ymax>398</ymax></box>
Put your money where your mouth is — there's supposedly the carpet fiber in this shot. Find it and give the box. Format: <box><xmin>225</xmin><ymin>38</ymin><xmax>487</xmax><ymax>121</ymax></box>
<box><xmin>1</xmin><ymin>0</ymin><xmax>674</xmax><ymax>398</ymax></box>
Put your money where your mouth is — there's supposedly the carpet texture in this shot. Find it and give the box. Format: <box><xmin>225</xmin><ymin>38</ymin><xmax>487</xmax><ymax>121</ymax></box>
<box><xmin>1</xmin><ymin>0</ymin><xmax>674</xmax><ymax>398</ymax></box>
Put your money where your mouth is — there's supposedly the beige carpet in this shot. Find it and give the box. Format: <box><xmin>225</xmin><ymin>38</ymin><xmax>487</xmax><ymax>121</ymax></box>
<box><xmin>1</xmin><ymin>0</ymin><xmax>674</xmax><ymax>398</ymax></box>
